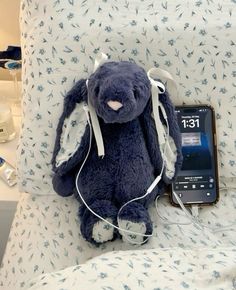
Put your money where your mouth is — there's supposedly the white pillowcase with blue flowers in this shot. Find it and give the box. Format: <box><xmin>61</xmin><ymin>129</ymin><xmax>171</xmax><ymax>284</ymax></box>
<box><xmin>18</xmin><ymin>0</ymin><xmax>236</xmax><ymax>195</ymax></box>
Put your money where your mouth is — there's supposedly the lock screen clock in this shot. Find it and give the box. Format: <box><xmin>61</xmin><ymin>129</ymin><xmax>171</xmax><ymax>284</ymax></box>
<box><xmin>181</xmin><ymin>118</ymin><xmax>200</xmax><ymax>128</ymax></box>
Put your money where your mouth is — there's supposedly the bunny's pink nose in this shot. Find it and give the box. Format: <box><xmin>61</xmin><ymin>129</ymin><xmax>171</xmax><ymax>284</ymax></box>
<box><xmin>107</xmin><ymin>100</ymin><xmax>123</xmax><ymax>111</ymax></box>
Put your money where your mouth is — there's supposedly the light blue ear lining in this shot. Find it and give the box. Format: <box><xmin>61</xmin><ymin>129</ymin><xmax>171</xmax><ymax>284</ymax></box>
<box><xmin>159</xmin><ymin>102</ymin><xmax>178</xmax><ymax>179</ymax></box>
<box><xmin>55</xmin><ymin>103</ymin><xmax>88</xmax><ymax>168</ymax></box>
<box><xmin>147</xmin><ymin>68</ymin><xmax>178</xmax><ymax>180</ymax></box>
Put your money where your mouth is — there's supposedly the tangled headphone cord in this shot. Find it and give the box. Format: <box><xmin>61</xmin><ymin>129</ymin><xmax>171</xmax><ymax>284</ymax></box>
<box><xmin>155</xmin><ymin>187</ymin><xmax>236</xmax><ymax>234</ymax></box>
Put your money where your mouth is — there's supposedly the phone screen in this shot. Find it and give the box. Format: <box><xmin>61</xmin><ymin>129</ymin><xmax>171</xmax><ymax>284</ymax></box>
<box><xmin>171</xmin><ymin>105</ymin><xmax>219</xmax><ymax>205</ymax></box>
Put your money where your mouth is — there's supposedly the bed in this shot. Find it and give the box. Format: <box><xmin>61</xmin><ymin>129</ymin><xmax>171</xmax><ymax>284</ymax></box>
<box><xmin>0</xmin><ymin>0</ymin><xmax>236</xmax><ymax>289</ymax></box>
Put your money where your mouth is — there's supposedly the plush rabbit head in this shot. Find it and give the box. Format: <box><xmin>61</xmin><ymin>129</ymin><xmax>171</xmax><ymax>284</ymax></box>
<box><xmin>87</xmin><ymin>61</ymin><xmax>151</xmax><ymax>123</ymax></box>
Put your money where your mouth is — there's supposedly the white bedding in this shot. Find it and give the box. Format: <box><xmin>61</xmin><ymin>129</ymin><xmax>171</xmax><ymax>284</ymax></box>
<box><xmin>1</xmin><ymin>184</ymin><xmax>236</xmax><ymax>289</ymax></box>
<box><xmin>25</xmin><ymin>247</ymin><xmax>236</xmax><ymax>290</ymax></box>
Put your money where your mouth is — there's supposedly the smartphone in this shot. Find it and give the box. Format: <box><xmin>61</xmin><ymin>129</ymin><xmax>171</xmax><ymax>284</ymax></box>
<box><xmin>170</xmin><ymin>105</ymin><xmax>219</xmax><ymax>206</ymax></box>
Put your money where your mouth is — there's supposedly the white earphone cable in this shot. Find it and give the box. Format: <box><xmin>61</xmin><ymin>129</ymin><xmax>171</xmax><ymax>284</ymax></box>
<box><xmin>155</xmin><ymin>186</ymin><xmax>236</xmax><ymax>233</ymax></box>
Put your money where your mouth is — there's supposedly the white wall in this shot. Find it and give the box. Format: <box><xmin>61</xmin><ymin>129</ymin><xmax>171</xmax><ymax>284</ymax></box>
<box><xmin>0</xmin><ymin>0</ymin><xmax>21</xmax><ymax>81</ymax></box>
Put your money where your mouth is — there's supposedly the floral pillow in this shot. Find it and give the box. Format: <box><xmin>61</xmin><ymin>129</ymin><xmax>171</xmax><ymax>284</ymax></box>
<box><xmin>18</xmin><ymin>0</ymin><xmax>236</xmax><ymax>194</ymax></box>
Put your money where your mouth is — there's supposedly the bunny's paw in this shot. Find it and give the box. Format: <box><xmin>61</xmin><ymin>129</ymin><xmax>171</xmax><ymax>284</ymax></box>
<box><xmin>118</xmin><ymin>202</ymin><xmax>153</xmax><ymax>244</ymax></box>
<box><xmin>92</xmin><ymin>219</ymin><xmax>114</xmax><ymax>243</ymax></box>
<box><xmin>80</xmin><ymin>200</ymin><xmax>118</xmax><ymax>245</ymax></box>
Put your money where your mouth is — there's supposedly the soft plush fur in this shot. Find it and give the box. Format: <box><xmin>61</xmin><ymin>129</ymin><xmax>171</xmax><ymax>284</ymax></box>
<box><xmin>52</xmin><ymin>61</ymin><xmax>182</xmax><ymax>245</ymax></box>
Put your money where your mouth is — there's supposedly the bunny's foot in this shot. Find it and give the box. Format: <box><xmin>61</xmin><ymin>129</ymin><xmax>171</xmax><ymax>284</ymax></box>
<box><xmin>79</xmin><ymin>200</ymin><xmax>118</xmax><ymax>245</ymax></box>
<box><xmin>52</xmin><ymin>173</ymin><xmax>75</xmax><ymax>197</ymax></box>
<box><xmin>118</xmin><ymin>202</ymin><xmax>153</xmax><ymax>244</ymax></box>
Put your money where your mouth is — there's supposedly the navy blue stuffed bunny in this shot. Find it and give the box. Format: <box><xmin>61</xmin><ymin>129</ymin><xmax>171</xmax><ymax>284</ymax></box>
<box><xmin>52</xmin><ymin>61</ymin><xmax>182</xmax><ymax>245</ymax></box>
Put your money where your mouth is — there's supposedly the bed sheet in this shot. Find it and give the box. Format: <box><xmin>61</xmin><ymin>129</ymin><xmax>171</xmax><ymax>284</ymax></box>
<box><xmin>25</xmin><ymin>247</ymin><xmax>236</xmax><ymax>290</ymax></box>
<box><xmin>0</xmin><ymin>182</ymin><xmax>236</xmax><ymax>289</ymax></box>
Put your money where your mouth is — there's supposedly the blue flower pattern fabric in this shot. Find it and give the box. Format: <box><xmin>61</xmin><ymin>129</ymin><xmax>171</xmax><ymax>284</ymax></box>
<box><xmin>0</xmin><ymin>189</ymin><xmax>236</xmax><ymax>289</ymax></box>
<box><xmin>18</xmin><ymin>0</ymin><xmax>236</xmax><ymax>196</ymax></box>
<box><xmin>25</xmin><ymin>248</ymin><xmax>236</xmax><ymax>290</ymax></box>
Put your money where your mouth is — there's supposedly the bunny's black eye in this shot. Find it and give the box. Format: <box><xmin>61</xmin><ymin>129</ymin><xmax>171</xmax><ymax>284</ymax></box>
<box><xmin>94</xmin><ymin>86</ymin><xmax>100</xmax><ymax>96</ymax></box>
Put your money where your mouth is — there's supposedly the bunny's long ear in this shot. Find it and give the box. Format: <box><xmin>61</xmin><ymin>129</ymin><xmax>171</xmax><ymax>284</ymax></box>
<box><xmin>158</xmin><ymin>90</ymin><xmax>183</xmax><ymax>183</ymax></box>
<box><xmin>52</xmin><ymin>79</ymin><xmax>89</xmax><ymax>176</ymax></box>
<box><xmin>140</xmin><ymin>83</ymin><xmax>182</xmax><ymax>185</ymax></box>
